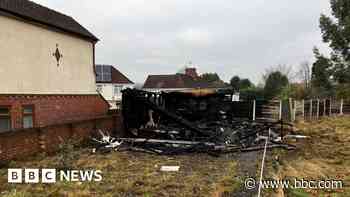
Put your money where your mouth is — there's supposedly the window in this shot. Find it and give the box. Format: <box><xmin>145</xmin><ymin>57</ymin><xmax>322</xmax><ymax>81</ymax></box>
<box><xmin>23</xmin><ymin>106</ymin><xmax>34</xmax><ymax>129</ymax></box>
<box><xmin>96</xmin><ymin>65</ymin><xmax>112</xmax><ymax>82</ymax></box>
<box><xmin>114</xmin><ymin>85</ymin><xmax>123</xmax><ymax>97</ymax></box>
<box><xmin>0</xmin><ymin>107</ymin><xmax>11</xmax><ymax>132</ymax></box>
<box><xmin>97</xmin><ymin>85</ymin><xmax>103</xmax><ymax>93</ymax></box>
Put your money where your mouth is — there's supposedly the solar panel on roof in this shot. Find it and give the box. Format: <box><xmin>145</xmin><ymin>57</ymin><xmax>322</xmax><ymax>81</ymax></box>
<box><xmin>96</xmin><ymin>65</ymin><xmax>112</xmax><ymax>82</ymax></box>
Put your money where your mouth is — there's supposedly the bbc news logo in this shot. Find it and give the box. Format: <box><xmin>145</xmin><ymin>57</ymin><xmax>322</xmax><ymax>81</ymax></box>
<box><xmin>8</xmin><ymin>169</ymin><xmax>102</xmax><ymax>184</ymax></box>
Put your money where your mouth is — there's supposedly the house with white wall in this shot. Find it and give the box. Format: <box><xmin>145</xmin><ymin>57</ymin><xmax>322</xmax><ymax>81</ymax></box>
<box><xmin>96</xmin><ymin>65</ymin><xmax>134</xmax><ymax>108</ymax></box>
<box><xmin>0</xmin><ymin>0</ymin><xmax>110</xmax><ymax>132</ymax></box>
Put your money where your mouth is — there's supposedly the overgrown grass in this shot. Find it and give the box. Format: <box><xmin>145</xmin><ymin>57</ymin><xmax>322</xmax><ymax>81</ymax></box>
<box><xmin>264</xmin><ymin>116</ymin><xmax>350</xmax><ymax>197</ymax></box>
<box><xmin>0</xmin><ymin>147</ymin><xmax>239</xmax><ymax>196</ymax></box>
<box><xmin>8</xmin><ymin>116</ymin><xmax>349</xmax><ymax>196</ymax></box>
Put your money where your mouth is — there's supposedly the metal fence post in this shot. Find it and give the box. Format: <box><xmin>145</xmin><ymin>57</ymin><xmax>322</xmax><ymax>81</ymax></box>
<box><xmin>253</xmin><ymin>100</ymin><xmax>256</xmax><ymax>121</ymax></box>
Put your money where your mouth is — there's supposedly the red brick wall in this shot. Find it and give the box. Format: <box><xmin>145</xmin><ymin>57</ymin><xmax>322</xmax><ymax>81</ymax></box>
<box><xmin>0</xmin><ymin>114</ymin><xmax>124</xmax><ymax>161</ymax></box>
<box><xmin>0</xmin><ymin>94</ymin><xmax>110</xmax><ymax>130</ymax></box>
<box><xmin>0</xmin><ymin>129</ymin><xmax>41</xmax><ymax>161</ymax></box>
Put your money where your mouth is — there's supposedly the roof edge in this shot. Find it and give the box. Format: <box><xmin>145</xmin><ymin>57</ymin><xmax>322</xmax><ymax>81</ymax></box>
<box><xmin>0</xmin><ymin>7</ymin><xmax>99</xmax><ymax>42</ymax></box>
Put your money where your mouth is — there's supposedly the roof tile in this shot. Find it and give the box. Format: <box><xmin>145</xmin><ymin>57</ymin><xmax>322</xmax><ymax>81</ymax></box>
<box><xmin>0</xmin><ymin>0</ymin><xmax>98</xmax><ymax>41</ymax></box>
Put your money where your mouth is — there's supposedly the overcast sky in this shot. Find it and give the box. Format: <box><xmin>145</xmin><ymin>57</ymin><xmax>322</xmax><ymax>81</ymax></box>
<box><xmin>33</xmin><ymin>0</ymin><xmax>332</xmax><ymax>84</ymax></box>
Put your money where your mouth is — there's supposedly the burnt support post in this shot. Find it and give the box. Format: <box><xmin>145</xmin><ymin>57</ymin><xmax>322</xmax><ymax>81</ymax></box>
<box><xmin>279</xmin><ymin>100</ymin><xmax>282</xmax><ymax>120</ymax></box>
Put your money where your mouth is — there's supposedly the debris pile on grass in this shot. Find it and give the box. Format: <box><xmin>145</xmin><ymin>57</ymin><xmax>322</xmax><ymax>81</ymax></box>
<box><xmin>92</xmin><ymin>89</ymin><xmax>303</xmax><ymax>155</ymax></box>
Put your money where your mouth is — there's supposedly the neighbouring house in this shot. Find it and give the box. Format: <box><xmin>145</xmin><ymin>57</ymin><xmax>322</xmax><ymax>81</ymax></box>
<box><xmin>143</xmin><ymin>68</ymin><xmax>229</xmax><ymax>93</ymax></box>
<box><xmin>0</xmin><ymin>0</ymin><xmax>110</xmax><ymax>132</ymax></box>
<box><xmin>96</xmin><ymin>65</ymin><xmax>134</xmax><ymax>108</ymax></box>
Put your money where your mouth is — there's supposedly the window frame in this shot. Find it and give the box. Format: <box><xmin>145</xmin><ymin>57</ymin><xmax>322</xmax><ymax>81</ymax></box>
<box><xmin>0</xmin><ymin>106</ymin><xmax>11</xmax><ymax>132</ymax></box>
<box><xmin>113</xmin><ymin>85</ymin><xmax>123</xmax><ymax>97</ymax></box>
<box><xmin>22</xmin><ymin>105</ymin><xmax>35</xmax><ymax>129</ymax></box>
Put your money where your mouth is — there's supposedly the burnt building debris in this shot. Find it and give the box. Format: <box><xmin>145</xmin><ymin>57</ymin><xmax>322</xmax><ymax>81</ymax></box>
<box><xmin>94</xmin><ymin>89</ymin><xmax>298</xmax><ymax>155</ymax></box>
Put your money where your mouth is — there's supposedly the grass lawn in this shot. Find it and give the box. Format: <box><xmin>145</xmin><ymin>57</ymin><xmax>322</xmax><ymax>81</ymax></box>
<box><xmin>0</xmin><ymin>148</ymin><xmax>239</xmax><ymax>197</ymax></box>
<box><xmin>1</xmin><ymin>116</ymin><xmax>349</xmax><ymax>197</ymax></box>
<box><xmin>264</xmin><ymin>116</ymin><xmax>350</xmax><ymax>197</ymax></box>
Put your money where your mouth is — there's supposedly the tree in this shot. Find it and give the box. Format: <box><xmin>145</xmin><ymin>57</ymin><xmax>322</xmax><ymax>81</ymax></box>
<box><xmin>264</xmin><ymin>71</ymin><xmax>289</xmax><ymax>99</ymax></box>
<box><xmin>312</xmin><ymin>48</ymin><xmax>333</xmax><ymax>90</ymax></box>
<box><xmin>336</xmin><ymin>83</ymin><xmax>350</xmax><ymax>99</ymax></box>
<box><xmin>289</xmin><ymin>83</ymin><xmax>309</xmax><ymax>100</ymax></box>
<box><xmin>297</xmin><ymin>61</ymin><xmax>311</xmax><ymax>89</ymax></box>
<box><xmin>239</xmin><ymin>79</ymin><xmax>253</xmax><ymax>90</ymax></box>
<box><xmin>230</xmin><ymin>76</ymin><xmax>241</xmax><ymax>91</ymax></box>
<box><xmin>239</xmin><ymin>86</ymin><xmax>265</xmax><ymax>100</ymax></box>
<box><xmin>316</xmin><ymin>0</ymin><xmax>350</xmax><ymax>84</ymax></box>
<box><xmin>199</xmin><ymin>73</ymin><xmax>221</xmax><ymax>83</ymax></box>
<box><xmin>262</xmin><ymin>64</ymin><xmax>296</xmax><ymax>85</ymax></box>
<box><xmin>229</xmin><ymin>76</ymin><xmax>253</xmax><ymax>91</ymax></box>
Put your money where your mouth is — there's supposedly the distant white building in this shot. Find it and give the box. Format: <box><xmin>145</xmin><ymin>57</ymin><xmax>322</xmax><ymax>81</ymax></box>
<box><xmin>96</xmin><ymin>65</ymin><xmax>134</xmax><ymax>108</ymax></box>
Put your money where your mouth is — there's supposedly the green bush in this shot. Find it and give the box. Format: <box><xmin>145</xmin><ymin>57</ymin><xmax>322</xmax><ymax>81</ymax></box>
<box><xmin>336</xmin><ymin>83</ymin><xmax>350</xmax><ymax>100</ymax></box>
<box><xmin>56</xmin><ymin>139</ymin><xmax>78</xmax><ymax>170</ymax></box>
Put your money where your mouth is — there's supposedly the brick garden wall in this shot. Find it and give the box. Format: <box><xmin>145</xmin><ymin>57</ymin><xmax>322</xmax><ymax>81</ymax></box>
<box><xmin>0</xmin><ymin>113</ymin><xmax>124</xmax><ymax>161</ymax></box>
<box><xmin>0</xmin><ymin>94</ymin><xmax>110</xmax><ymax>130</ymax></box>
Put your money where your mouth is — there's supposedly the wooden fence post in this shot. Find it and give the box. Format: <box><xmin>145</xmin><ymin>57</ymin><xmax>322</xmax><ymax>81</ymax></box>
<box><xmin>329</xmin><ymin>98</ymin><xmax>332</xmax><ymax>116</ymax></box>
<box><xmin>317</xmin><ymin>99</ymin><xmax>320</xmax><ymax>120</ymax></box>
<box><xmin>293</xmin><ymin>100</ymin><xmax>297</xmax><ymax>122</ymax></box>
<box><xmin>302</xmin><ymin>99</ymin><xmax>305</xmax><ymax>120</ymax></box>
<box><xmin>253</xmin><ymin>100</ymin><xmax>256</xmax><ymax>121</ymax></box>
<box><xmin>310</xmin><ymin>99</ymin><xmax>313</xmax><ymax>120</ymax></box>
<box><xmin>340</xmin><ymin>99</ymin><xmax>344</xmax><ymax>115</ymax></box>
<box><xmin>289</xmin><ymin>98</ymin><xmax>293</xmax><ymax>121</ymax></box>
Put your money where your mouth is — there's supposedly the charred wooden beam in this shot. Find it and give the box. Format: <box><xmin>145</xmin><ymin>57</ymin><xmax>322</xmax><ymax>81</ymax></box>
<box><xmin>122</xmin><ymin>88</ymin><xmax>208</xmax><ymax>136</ymax></box>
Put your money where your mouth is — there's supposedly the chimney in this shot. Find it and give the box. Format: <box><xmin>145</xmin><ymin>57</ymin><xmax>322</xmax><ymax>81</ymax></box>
<box><xmin>185</xmin><ymin>68</ymin><xmax>198</xmax><ymax>79</ymax></box>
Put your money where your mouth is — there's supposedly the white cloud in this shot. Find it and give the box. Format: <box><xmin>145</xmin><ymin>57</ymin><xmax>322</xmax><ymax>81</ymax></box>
<box><xmin>177</xmin><ymin>28</ymin><xmax>212</xmax><ymax>46</ymax></box>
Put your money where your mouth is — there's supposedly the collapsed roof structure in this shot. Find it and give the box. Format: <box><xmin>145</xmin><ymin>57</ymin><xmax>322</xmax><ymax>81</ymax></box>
<box><xmin>93</xmin><ymin>89</ymin><xmax>298</xmax><ymax>155</ymax></box>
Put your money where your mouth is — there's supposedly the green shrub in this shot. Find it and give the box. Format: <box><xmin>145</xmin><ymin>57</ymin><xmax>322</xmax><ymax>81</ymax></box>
<box><xmin>56</xmin><ymin>139</ymin><xmax>78</xmax><ymax>170</ymax></box>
